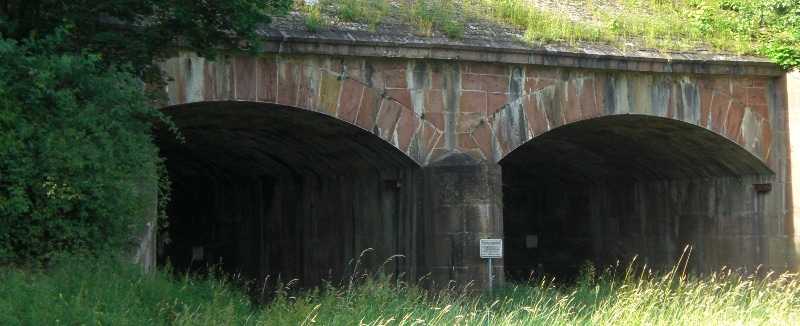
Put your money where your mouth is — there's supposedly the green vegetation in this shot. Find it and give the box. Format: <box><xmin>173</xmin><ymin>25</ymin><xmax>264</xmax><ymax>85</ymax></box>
<box><xmin>2</xmin><ymin>255</ymin><xmax>800</xmax><ymax>325</ymax></box>
<box><xmin>406</xmin><ymin>0</ymin><xmax>464</xmax><ymax>38</ymax></box>
<box><xmin>299</xmin><ymin>0</ymin><xmax>800</xmax><ymax>69</ymax></box>
<box><xmin>0</xmin><ymin>34</ymin><xmax>164</xmax><ymax>263</ymax></box>
<box><xmin>0</xmin><ymin>0</ymin><xmax>292</xmax><ymax>265</ymax></box>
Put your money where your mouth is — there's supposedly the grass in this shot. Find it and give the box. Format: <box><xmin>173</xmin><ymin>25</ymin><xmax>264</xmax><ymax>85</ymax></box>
<box><xmin>3</xmin><ymin>253</ymin><xmax>800</xmax><ymax>325</ymax></box>
<box><xmin>294</xmin><ymin>0</ymin><xmax>771</xmax><ymax>55</ymax></box>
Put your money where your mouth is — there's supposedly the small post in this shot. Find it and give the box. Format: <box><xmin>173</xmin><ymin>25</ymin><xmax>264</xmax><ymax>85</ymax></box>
<box><xmin>487</xmin><ymin>257</ymin><xmax>493</xmax><ymax>293</ymax></box>
<box><xmin>479</xmin><ymin>238</ymin><xmax>502</xmax><ymax>293</ymax></box>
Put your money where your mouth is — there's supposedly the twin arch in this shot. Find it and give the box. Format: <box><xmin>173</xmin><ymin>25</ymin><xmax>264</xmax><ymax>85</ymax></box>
<box><xmin>156</xmin><ymin>53</ymin><xmax>781</xmax><ymax>286</ymax></box>
<box><xmin>162</xmin><ymin>52</ymin><xmax>774</xmax><ymax>174</ymax></box>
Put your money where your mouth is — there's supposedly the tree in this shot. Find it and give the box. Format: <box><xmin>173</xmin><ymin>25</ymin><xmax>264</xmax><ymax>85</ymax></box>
<box><xmin>0</xmin><ymin>0</ymin><xmax>292</xmax><ymax>80</ymax></box>
<box><xmin>0</xmin><ymin>0</ymin><xmax>291</xmax><ymax>264</ymax></box>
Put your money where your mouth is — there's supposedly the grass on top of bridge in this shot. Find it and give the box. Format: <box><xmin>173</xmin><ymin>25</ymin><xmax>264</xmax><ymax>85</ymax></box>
<box><xmin>298</xmin><ymin>0</ymin><xmax>799</xmax><ymax>68</ymax></box>
<box><xmin>2</xmin><ymin>252</ymin><xmax>800</xmax><ymax>325</ymax></box>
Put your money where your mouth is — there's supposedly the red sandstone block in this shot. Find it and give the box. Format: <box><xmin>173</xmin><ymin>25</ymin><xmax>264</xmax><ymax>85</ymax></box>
<box><xmin>666</xmin><ymin>84</ymin><xmax>677</xmax><ymax>119</ymax></box>
<box><xmin>319</xmin><ymin>72</ymin><xmax>342</xmax><ymax>115</ymax></box>
<box><xmin>201</xmin><ymin>61</ymin><xmax>216</xmax><ymax>102</ymax></box>
<box><xmin>431</xmin><ymin>71</ymin><xmax>445</xmax><ymax>89</ymax></box>
<box><xmin>487</xmin><ymin>93</ymin><xmax>508</xmax><ymax>115</ymax></box>
<box><xmin>460</xmin><ymin>91</ymin><xmax>487</xmax><ymax>114</ymax></box>
<box><xmin>456</xmin><ymin>113</ymin><xmax>484</xmax><ymax>134</ymax></box>
<box><xmin>425</xmin><ymin>89</ymin><xmax>444</xmax><ymax>113</ymax></box>
<box><xmin>751</xmin><ymin>104</ymin><xmax>769</xmax><ymax>121</ymax></box>
<box><xmin>492</xmin><ymin>119</ymin><xmax>511</xmax><ymax>155</ymax></box>
<box><xmin>234</xmin><ymin>56</ymin><xmax>258</xmax><ymax>101</ymax></box>
<box><xmin>468</xmin><ymin>63</ymin><xmax>507</xmax><ymax>75</ymax></box>
<box><xmin>257</xmin><ymin>57</ymin><xmax>277</xmax><ymax>102</ymax></box>
<box><xmin>564</xmin><ymin>80</ymin><xmax>582</xmax><ymax>123</ymax></box>
<box><xmin>593</xmin><ymin>76</ymin><xmax>606</xmax><ymax>115</ymax></box>
<box><xmin>462</xmin><ymin>73</ymin><xmax>482</xmax><ymax>91</ymax></box>
<box><xmin>524</xmin><ymin>78</ymin><xmax>537</xmax><ymax>93</ymax></box>
<box><xmin>458</xmin><ymin>133</ymin><xmax>479</xmax><ymax>150</ymax></box>
<box><xmin>397</xmin><ymin>108</ymin><xmax>420</xmax><ymax>152</ymax></box>
<box><xmin>699</xmin><ymin>86</ymin><xmax>713</xmax><ymax>127</ymax></box>
<box><xmin>276</xmin><ymin>63</ymin><xmax>299</xmax><ymax>107</ymax></box>
<box><xmin>731</xmin><ymin>80</ymin><xmax>748</xmax><ymax>106</ymax></box>
<box><xmin>338</xmin><ymin>79</ymin><xmax>364</xmax><ymax>123</ymax></box>
<box><xmin>524</xmin><ymin>78</ymin><xmax>556</xmax><ymax>94</ymax></box>
<box><xmin>752</xmin><ymin>78</ymin><xmax>768</xmax><ymax>88</ymax></box>
<box><xmin>326</xmin><ymin>60</ymin><xmax>343</xmax><ymax>74</ymax></box>
<box><xmin>746</xmin><ymin>88</ymin><xmax>768</xmax><ymax>107</ymax></box>
<box><xmin>762</xmin><ymin>121</ymin><xmax>772</xmax><ymax>159</ymax></box>
<box><xmin>725</xmin><ymin>101</ymin><xmax>746</xmax><ymax>142</ymax></box>
<box><xmin>385</xmin><ymin>89</ymin><xmax>413</xmax><ymax>110</ymax></box>
<box><xmin>376</xmin><ymin>100</ymin><xmax>403</xmax><ymax>141</ymax></box>
<box><xmin>526</xmin><ymin>66</ymin><xmax>560</xmax><ymax>80</ymax></box>
<box><xmin>579</xmin><ymin>79</ymin><xmax>600</xmax><ymax>119</ymax></box>
<box><xmin>419</xmin><ymin>122</ymin><xmax>440</xmax><ymax>159</ymax></box>
<box><xmin>384</xmin><ymin>69</ymin><xmax>407</xmax><ymax>89</ymax></box>
<box><xmin>482</xmin><ymin>75</ymin><xmax>508</xmax><ymax>93</ymax></box>
<box><xmin>524</xmin><ymin>95</ymin><xmax>549</xmax><ymax>136</ymax></box>
<box><xmin>710</xmin><ymin>76</ymin><xmax>731</xmax><ymax>92</ymax></box>
<box><xmin>425</xmin><ymin>112</ymin><xmax>445</xmax><ymax>130</ymax></box>
<box><xmin>372</xmin><ymin>61</ymin><xmax>406</xmax><ymax>72</ymax></box>
<box><xmin>708</xmin><ymin>93</ymin><xmax>729</xmax><ymax>133</ymax></box>
<box><xmin>296</xmin><ymin>65</ymin><xmax>316</xmax><ymax>109</ymax></box>
<box><xmin>203</xmin><ymin>61</ymin><xmax>235</xmax><ymax>102</ymax></box>
<box><xmin>472</xmin><ymin>121</ymin><xmax>494</xmax><ymax>160</ymax></box>
<box><xmin>356</xmin><ymin>88</ymin><xmax>381</xmax><ymax>130</ymax></box>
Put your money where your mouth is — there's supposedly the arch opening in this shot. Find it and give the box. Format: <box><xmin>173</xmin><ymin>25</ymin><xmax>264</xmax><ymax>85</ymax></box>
<box><xmin>500</xmin><ymin>115</ymin><xmax>773</xmax><ymax>281</ymax></box>
<box><xmin>155</xmin><ymin>101</ymin><xmax>421</xmax><ymax>289</ymax></box>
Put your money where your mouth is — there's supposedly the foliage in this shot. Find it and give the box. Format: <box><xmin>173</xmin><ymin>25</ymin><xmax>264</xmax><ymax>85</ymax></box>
<box><xmin>328</xmin><ymin>0</ymin><xmax>389</xmax><ymax>30</ymax></box>
<box><xmin>0</xmin><ymin>34</ymin><xmax>164</xmax><ymax>263</ymax></box>
<box><xmin>0</xmin><ymin>0</ymin><xmax>292</xmax><ymax>263</ymax></box>
<box><xmin>404</xmin><ymin>0</ymin><xmax>464</xmax><ymax>38</ymax></box>
<box><xmin>0</xmin><ymin>0</ymin><xmax>293</xmax><ymax>82</ymax></box>
<box><xmin>296</xmin><ymin>0</ymin><xmax>800</xmax><ymax>69</ymax></box>
<box><xmin>477</xmin><ymin>0</ymin><xmax>800</xmax><ymax>69</ymax></box>
<box><xmin>3</xmin><ymin>255</ymin><xmax>800</xmax><ymax>325</ymax></box>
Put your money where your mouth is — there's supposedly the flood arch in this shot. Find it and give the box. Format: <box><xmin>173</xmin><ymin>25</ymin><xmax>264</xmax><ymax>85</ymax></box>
<box><xmin>155</xmin><ymin>101</ymin><xmax>422</xmax><ymax>288</ymax></box>
<box><xmin>500</xmin><ymin>114</ymin><xmax>775</xmax><ymax>281</ymax></box>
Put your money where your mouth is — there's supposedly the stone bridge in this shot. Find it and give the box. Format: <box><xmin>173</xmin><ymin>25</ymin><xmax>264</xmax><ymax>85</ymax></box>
<box><xmin>151</xmin><ymin>29</ymin><xmax>800</xmax><ymax>288</ymax></box>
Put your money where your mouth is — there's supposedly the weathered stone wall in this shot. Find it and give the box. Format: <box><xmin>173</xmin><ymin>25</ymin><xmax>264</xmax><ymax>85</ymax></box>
<box><xmin>505</xmin><ymin>175</ymin><xmax>789</xmax><ymax>279</ymax></box>
<box><xmin>422</xmin><ymin>156</ymin><xmax>503</xmax><ymax>288</ymax></box>
<box><xmin>163</xmin><ymin>53</ymin><xmax>778</xmax><ymax>169</ymax></box>
<box><xmin>162</xmin><ymin>168</ymin><xmax>421</xmax><ymax>287</ymax></box>
<box><xmin>159</xmin><ymin>51</ymin><xmax>791</xmax><ymax>287</ymax></box>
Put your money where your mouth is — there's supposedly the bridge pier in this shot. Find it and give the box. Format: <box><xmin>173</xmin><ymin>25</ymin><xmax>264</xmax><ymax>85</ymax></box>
<box><xmin>423</xmin><ymin>155</ymin><xmax>504</xmax><ymax>289</ymax></box>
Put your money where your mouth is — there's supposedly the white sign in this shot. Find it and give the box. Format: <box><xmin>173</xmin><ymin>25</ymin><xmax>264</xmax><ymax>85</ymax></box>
<box><xmin>480</xmin><ymin>239</ymin><xmax>503</xmax><ymax>258</ymax></box>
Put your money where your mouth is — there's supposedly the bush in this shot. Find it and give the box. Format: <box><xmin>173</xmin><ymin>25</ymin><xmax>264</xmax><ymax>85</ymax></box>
<box><xmin>0</xmin><ymin>33</ymin><xmax>165</xmax><ymax>264</ymax></box>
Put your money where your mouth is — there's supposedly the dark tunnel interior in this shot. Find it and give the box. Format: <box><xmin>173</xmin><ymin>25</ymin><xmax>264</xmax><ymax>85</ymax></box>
<box><xmin>500</xmin><ymin>115</ymin><xmax>773</xmax><ymax>282</ymax></box>
<box><xmin>155</xmin><ymin>102</ymin><xmax>420</xmax><ymax>288</ymax></box>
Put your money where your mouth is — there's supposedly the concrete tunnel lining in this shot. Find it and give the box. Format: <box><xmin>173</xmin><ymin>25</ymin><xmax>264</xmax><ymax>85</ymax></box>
<box><xmin>501</xmin><ymin>115</ymin><xmax>773</xmax><ymax>184</ymax></box>
<box><xmin>500</xmin><ymin>115</ymin><xmax>775</xmax><ymax>281</ymax></box>
<box><xmin>155</xmin><ymin>101</ymin><xmax>421</xmax><ymax>288</ymax></box>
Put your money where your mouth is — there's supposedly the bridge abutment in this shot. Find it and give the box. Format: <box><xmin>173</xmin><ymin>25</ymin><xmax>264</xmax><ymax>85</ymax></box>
<box><xmin>148</xmin><ymin>44</ymin><xmax>795</xmax><ymax>289</ymax></box>
<box><xmin>423</xmin><ymin>156</ymin><xmax>504</xmax><ymax>288</ymax></box>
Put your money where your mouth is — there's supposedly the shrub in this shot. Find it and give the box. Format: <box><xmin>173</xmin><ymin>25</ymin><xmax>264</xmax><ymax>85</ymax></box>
<box><xmin>0</xmin><ymin>33</ymin><xmax>165</xmax><ymax>264</ymax></box>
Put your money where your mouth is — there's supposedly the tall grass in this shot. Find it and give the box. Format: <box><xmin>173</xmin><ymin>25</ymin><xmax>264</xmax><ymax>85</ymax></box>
<box><xmin>2</xmin><ymin>252</ymin><xmax>800</xmax><ymax>325</ymax></box>
<box><xmin>296</xmin><ymin>0</ymin><xmax>763</xmax><ymax>55</ymax></box>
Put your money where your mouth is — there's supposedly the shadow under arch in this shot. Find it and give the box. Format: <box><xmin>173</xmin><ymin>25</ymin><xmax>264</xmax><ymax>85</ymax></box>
<box><xmin>499</xmin><ymin>115</ymin><xmax>775</xmax><ymax>282</ymax></box>
<box><xmin>501</xmin><ymin>114</ymin><xmax>772</xmax><ymax>183</ymax></box>
<box><xmin>155</xmin><ymin>101</ymin><xmax>422</xmax><ymax>290</ymax></box>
